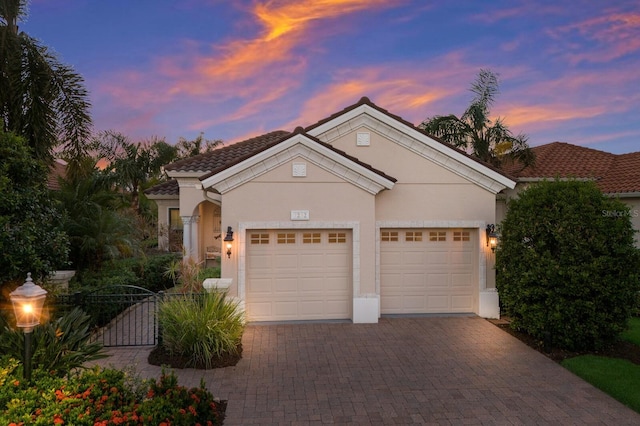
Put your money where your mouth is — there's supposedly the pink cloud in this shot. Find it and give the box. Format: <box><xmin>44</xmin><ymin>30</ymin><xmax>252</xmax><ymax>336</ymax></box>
<box><xmin>551</xmin><ymin>12</ymin><xmax>640</xmax><ymax>63</ymax></box>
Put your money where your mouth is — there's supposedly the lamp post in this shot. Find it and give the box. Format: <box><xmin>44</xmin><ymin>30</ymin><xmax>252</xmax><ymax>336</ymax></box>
<box><xmin>9</xmin><ymin>273</ymin><xmax>47</xmax><ymax>382</ymax></box>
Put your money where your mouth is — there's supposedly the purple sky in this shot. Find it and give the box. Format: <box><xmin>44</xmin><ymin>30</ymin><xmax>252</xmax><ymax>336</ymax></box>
<box><xmin>23</xmin><ymin>0</ymin><xmax>640</xmax><ymax>154</ymax></box>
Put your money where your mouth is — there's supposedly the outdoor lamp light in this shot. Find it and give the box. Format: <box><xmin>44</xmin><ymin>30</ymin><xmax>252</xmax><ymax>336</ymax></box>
<box><xmin>9</xmin><ymin>273</ymin><xmax>47</xmax><ymax>381</ymax></box>
<box><xmin>224</xmin><ymin>226</ymin><xmax>234</xmax><ymax>258</ymax></box>
<box><xmin>486</xmin><ymin>224</ymin><xmax>498</xmax><ymax>252</ymax></box>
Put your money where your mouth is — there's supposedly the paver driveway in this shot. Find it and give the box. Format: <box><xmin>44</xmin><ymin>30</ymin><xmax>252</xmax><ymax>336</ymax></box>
<box><xmin>97</xmin><ymin>316</ymin><xmax>640</xmax><ymax>425</ymax></box>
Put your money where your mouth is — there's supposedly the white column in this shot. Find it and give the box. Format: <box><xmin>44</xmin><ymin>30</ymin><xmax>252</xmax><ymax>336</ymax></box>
<box><xmin>192</xmin><ymin>215</ymin><xmax>200</xmax><ymax>261</ymax></box>
<box><xmin>181</xmin><ymin>215</ymin><xmax>193</xmax><ymax>259</ymax></box>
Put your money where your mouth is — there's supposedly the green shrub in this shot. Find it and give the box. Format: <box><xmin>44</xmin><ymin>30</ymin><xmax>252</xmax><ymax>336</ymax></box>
<box><xmin>74</xmin><ymin>254</ymin><xmax>180</xmax><ymax>293</ymax></box>
<box><xmin>74</xmin><ymin>260</ymin><xmax>141</xmax><ymax>291</ymax></box>
<box><xmin>0</xmin><ymin>308</ymin><xmax>106</xmax><ymax>377</ymax></box>
<box><xmin>497</xmin><ymin>180</ymin><xmax>640</xmax><ymax>351</ymax></box>
<box><xmin>139</xmin><ymin>253</ymin><xmax>181</xmax><ymax>292</ymax></box>
<box><xmin>0</xmin><ymin>357</ymin><xmax>224</xmax><ymax>425</ymax></box>
<box><xmin>158</xmin><ymin>292</ymin><xmax>245</xmax><ymax>368</ymax></box>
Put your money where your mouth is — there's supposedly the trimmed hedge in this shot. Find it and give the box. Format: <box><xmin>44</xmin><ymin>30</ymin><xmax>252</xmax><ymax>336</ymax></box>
<box><xmin>496</xmin><ymin>180</ymin><xmax>640</xmax><ymax>351</ymax></box>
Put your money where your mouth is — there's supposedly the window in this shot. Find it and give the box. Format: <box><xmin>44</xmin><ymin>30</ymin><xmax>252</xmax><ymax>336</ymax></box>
<box><xmin>405</xmin><ymin>231</ymin><xmax>423</xmax><ymax>242</ymax></box>
<box><xmin>381</xmin><ymin>231</ymin><xmax>398</xmax><ymax>242</ymax></box>
<box><xmin>277</xmin><ymin>233</ymin><xmax>296</xmax><ymax>244</ymax></box>
<box><xmin>303</xmin><ymin>232</ymin><xmax>321</xmax><ymax>244</ymax></box>
<box><xmin>429</xmin><ymin>231</ymin><xmax>446</xmax><ymax>242</ymax></box>
<box><xmin>453</xmin><ymin>231</ymin><xmax>470</xmax><ymax>242</ymax></box>
<box><xmin>250</xmin><ymin>233</ymin><xmax>269</xmax><ymax>244</ymax></box>
<box><xmin>328</xmin><ymin>232</ymin><xmax>347</xmax><ymax>243</ymax></box>
<box><xmin>168</xmin><ymin>208</ymin><xmax>183</xmax><ymax>231</ymax></box>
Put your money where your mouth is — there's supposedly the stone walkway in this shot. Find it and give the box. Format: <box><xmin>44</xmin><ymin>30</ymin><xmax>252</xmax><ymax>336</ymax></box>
<box><xmin>89</xmin><ymin>316</ymin><xmax>640</xmax><ymax>425</ymax></box>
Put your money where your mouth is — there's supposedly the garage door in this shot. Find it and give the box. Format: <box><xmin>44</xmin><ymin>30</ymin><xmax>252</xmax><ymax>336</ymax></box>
<box><xmin>380</xmin><ymin>228</ymin><xmax>477</xmax><ymax>314</ymax></box>
<box><xmin>246</xmin><ymin>229</ymin><xmax>352</xmax><ymax>321</ymax></box>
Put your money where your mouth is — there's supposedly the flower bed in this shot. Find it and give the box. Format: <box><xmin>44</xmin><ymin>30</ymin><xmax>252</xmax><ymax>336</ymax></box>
<box><xmin>0</xmin><ymin>357</ymin><xmax>225</xmax><ymax>425</ymax></box>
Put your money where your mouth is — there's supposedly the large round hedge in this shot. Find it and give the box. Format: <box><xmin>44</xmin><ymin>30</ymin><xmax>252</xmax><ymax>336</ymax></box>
<box><xmin>496</xmin><ymin>180</ymin><xmax>640</xmax><ymax>351</ymax></box>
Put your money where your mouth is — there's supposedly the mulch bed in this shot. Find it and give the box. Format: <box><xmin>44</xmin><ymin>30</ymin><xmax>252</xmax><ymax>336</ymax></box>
<box><xmin>148</xmin><ymin>344</ymin><xmax>243</xmax><ymax>369</ymax></box>
<box><xmin>489</xmin><ymin>318</ymin><xmax>640</xmax><ymax>365</ymax></box>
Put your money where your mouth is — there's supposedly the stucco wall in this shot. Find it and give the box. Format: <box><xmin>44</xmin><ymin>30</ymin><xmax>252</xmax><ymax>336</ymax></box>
<box><xmin>219</xmin><ymin>157</ymin><xmax>377</xmax><ymax>298</ymax></box>
<box><xmin>153</xmin><ymin>199</ymin><xmax>179</xmax><ymax>251</ymax></box>
<box><xmin>326</xmin><ymin>127</ymin><xmax>497</xmax><ymax>224</ymax></box>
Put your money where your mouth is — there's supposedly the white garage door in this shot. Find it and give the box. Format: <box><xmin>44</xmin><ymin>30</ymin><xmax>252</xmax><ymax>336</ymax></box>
<box><xmin>380</xmin><ymin>228</ymin><xmax>477</xmax><ymax>314</ymax></box>
<box><xmin>246</xmin><ymin>229</ymin><xmax>352</xmax><ymax>321</ymax></box>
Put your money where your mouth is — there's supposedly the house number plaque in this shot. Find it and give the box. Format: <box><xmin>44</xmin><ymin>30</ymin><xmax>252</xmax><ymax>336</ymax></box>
<box><xmin>291</xmin><ymin>210</ymin><xmax>310</xmax><ymax>221</ymax></box>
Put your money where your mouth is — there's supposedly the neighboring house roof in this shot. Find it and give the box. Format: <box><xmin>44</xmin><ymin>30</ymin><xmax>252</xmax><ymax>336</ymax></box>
<box><xmin>503</xmin><ymin>142</ymin><xmax>640</xmax><ymax>194</ymax></box>
<box><xmin>47</xmin><ymin>159</ymin><xmax>67</xmax><ymax>191</ymax></box>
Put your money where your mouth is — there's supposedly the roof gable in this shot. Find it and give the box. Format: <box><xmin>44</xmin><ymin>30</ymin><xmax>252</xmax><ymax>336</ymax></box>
<box><xmin>200</xmin><ymin>130</ymin><xmax>396</xmax><ymax>195</ymax></box>
<box><xmin>305</xmin><ymin>97</ymin><xmax>516</xmax><ymax>193</ymax></box>
<box><xmin>505</xmin><ymin>142</ymin><xmax>640</xmax><ymax>194</ymax></box>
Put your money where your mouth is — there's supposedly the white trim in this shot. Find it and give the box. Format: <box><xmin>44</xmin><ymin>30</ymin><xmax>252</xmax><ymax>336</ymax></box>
<box><xmin>201</xmin><ymin>134</ymin><xmax>394</xmax><ymax>195</ymax></box>
<box><xmin>307</xmin><ymin>105</ymin><xmax>516</xmax><ymax>193</ymax></box>
<box><xmin>238</xmin><ymin>221</ymin><xmax>360</xmax><ymax>321</ymax></box>
<box><xmin>166</xmin><ymin>171</ymin><xmax>205</xmax><ymax>179</ymax></box>
<box><xmin>375</xmin><ymin>221</ymin><xmax>489</xmax><ymax>316</ymax></box>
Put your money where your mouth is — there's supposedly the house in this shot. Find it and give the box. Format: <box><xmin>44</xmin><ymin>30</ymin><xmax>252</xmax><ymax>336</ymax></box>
<box><xmin>145</xmin><ymin>97</ymin><xmax>516</xmax><ymax>323</ymax></box>
<box><xmin>498</xmin><ymin>142</ymin><xmax>640</xmax><ymax>247</ymax></box>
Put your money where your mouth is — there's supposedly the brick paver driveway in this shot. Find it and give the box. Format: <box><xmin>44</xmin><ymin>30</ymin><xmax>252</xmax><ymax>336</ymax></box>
<box><xmin>100</xmin><ymin>316</ymin><xmax>640</xmax><ymax>425</ymax></box>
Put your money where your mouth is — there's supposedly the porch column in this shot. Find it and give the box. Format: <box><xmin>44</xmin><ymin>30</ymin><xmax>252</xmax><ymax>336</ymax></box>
<box><xmin>181</xmin><ymin>215</ymin><xmax>193</xmax><ymax>259</ymax></box>
<box><xmin>192</xmin><ymin>215</ymin><xmax>200</xmax><ymax>261</ymax></box>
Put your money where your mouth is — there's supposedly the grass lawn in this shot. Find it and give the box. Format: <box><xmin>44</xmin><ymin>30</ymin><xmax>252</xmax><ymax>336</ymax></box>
<box><xmin>562</xmin><ymin>355</ymin><xmax>640</xmax><ymax>412</ymax></box>
<box><xmin>621</xmin><ymin>317</ymin><xmax>640</xmax><ymax>346</ymax></box>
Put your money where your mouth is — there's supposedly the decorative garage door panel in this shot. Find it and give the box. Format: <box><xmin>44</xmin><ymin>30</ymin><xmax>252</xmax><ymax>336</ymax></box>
<box><xmin>246</xmin><ymin>230</ymin><xmax>352</xmax><ymax>321</ymax></box>
<box><xmin>380</xmin><ymin>229</ymin><xmax>477</xmax><ymax>314</ymax></box>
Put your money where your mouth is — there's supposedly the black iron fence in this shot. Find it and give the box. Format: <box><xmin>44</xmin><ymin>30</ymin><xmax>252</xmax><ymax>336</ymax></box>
<box><xmin>52</xmin><ymin>285</ymin><xmax>159</xmax><ymax>347</ymax></box>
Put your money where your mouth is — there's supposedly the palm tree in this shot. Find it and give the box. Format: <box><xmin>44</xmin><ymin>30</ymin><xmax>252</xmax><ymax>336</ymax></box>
<box><xmin>95</xmin><ymin>131</ymin><xmax>178</xmax><ymax>213</ymax></box>
<box><xmin>419</xmin><ymin>69</ymin><xmax>534</xmax><ymax>169</ymax></box>
<box><xmin>0</xmin><ymin>0</ymin><xmax>92</xmax><ymax>165</ymax></box>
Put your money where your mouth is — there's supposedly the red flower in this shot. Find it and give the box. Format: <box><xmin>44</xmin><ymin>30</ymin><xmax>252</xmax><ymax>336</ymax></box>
<box><xmin>188</xmin><ymin>406</ymin><xmax>197</xmax><ymax>416</ymax></box>
<box><xmin>53</xmin><ymin>414</ymin><xmax>64</xmax><ymax>424</ymax></box>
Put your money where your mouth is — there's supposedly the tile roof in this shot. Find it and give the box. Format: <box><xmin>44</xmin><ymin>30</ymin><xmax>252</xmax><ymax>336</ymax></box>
<box><xmin>165</xmin><ymin>130</ymin><xmax>291</xmax><ymax>173</ymax></box>
<box><xmin>144</xmin><ymin>179</ymin><xmax>178</xmax><ymax>196</ymax></box>
<box><xmin>146</xmin><ymin>97</ymin><xmax>515</xmax><ymax>196</ymax></box>
<box><xmin>47</xmin><ymin>160</ymin><xmax>67</xmax><ymax>191</ymax></box>
<box><xmin>199</xmin><ymin>126</ymin><xmax>397</xmax><ymax>183</ymax></box>
<box><xmin>503</xmin><ymin>142</ymin><xmax>640</xmax><ymax>194</ymax></box>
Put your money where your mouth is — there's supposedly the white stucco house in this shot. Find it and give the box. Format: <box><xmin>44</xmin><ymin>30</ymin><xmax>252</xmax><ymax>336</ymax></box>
<box><xmin>145</xmin><ymin>97</ymin><xmax>519</xmax><ymax>323</ymax></box>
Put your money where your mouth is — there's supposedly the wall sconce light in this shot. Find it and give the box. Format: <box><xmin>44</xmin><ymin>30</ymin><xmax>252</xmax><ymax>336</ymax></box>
<box><xmin>224</xmin><ymin>226</ymin><xmax>234</xmax><ymax>258</ymax></box>
<box><xmin>486</xmin><ymin>224</ymin><xmax>498</xmax><ymax>252</ymax></box>
<box><xmin>9</xmin><ymin>273</ymin><xmax>47</xmax><ymax>381</ymax></box>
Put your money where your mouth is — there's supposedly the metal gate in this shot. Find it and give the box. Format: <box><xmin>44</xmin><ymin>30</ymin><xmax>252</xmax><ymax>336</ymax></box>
<box><xmin>55</xmin><ymin>285</ymin><xmax>159</xmax><ymax>347</ymax></box>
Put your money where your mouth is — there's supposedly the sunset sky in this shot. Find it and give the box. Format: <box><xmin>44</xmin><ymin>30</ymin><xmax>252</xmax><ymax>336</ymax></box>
<box><xmin>23</xmin><ymin>0</ymin><xmax>640</xmax><ymax>154</ymax></box>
